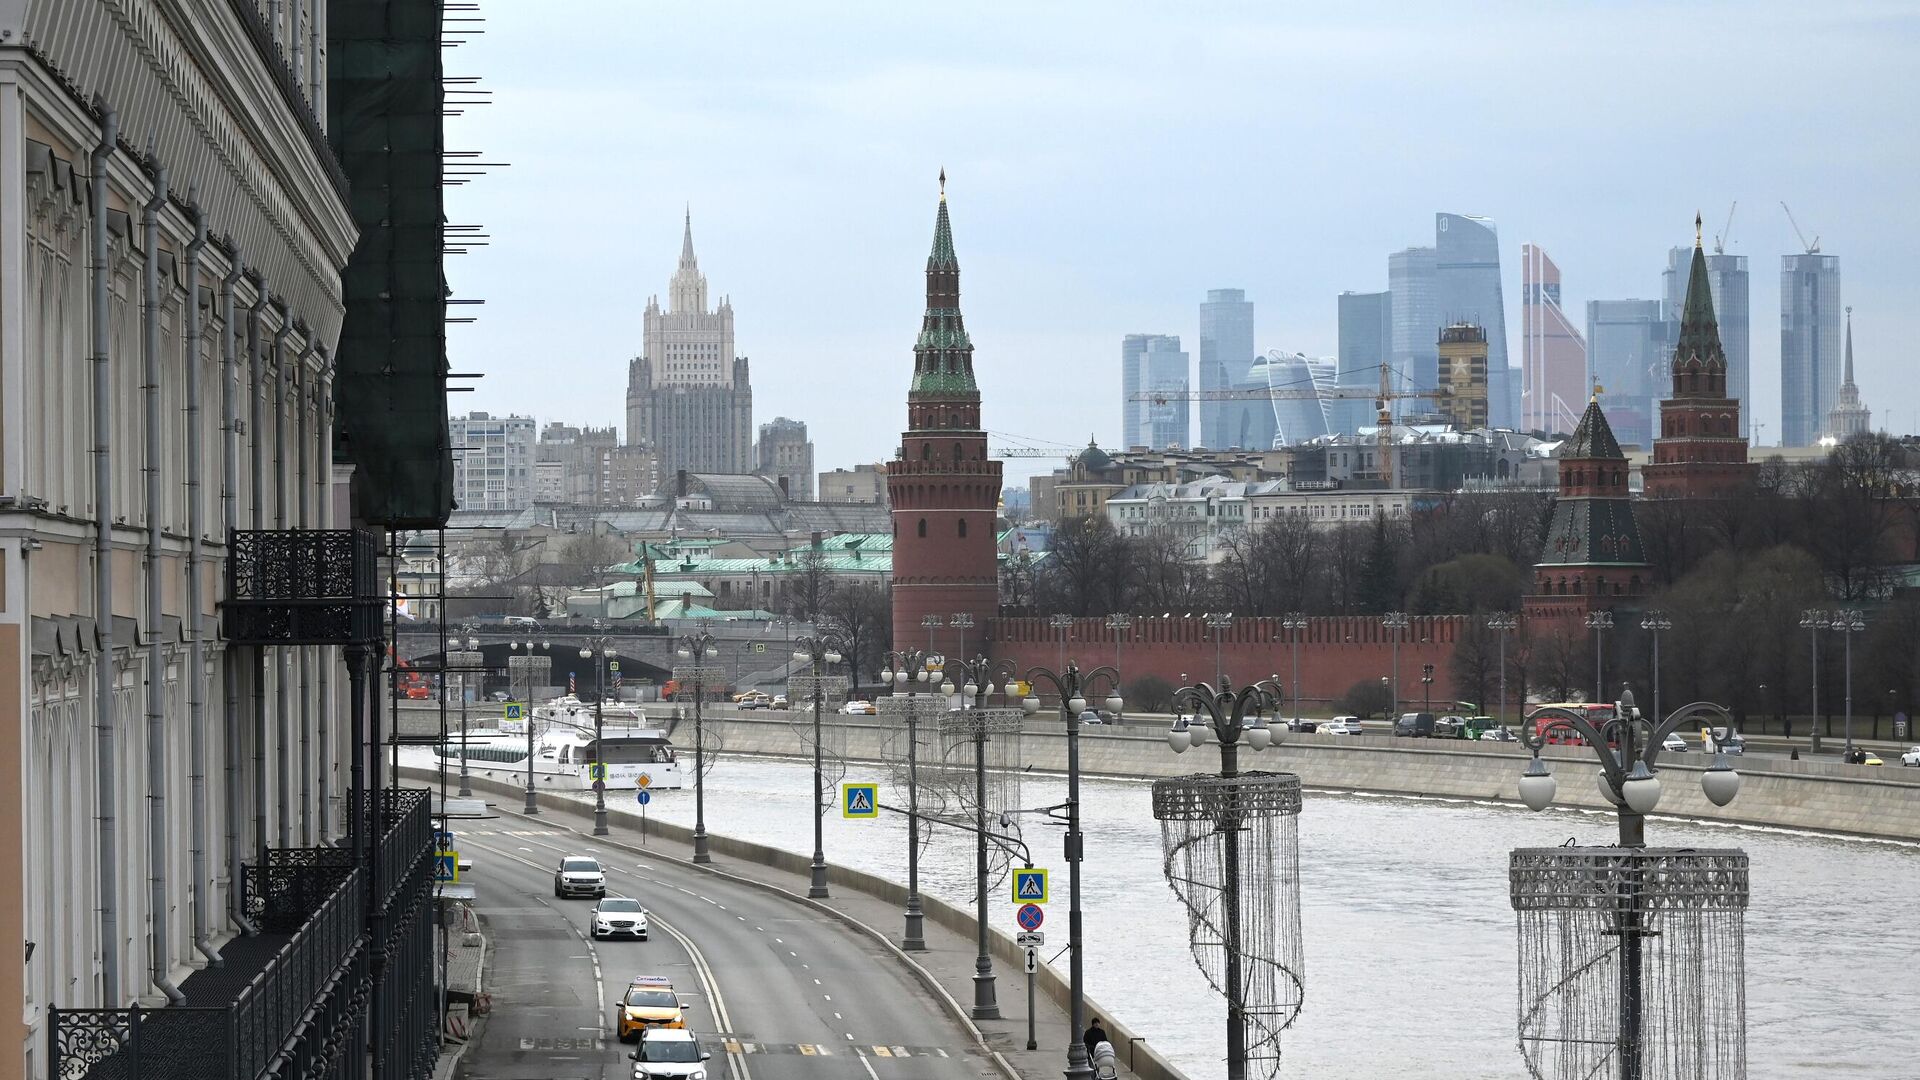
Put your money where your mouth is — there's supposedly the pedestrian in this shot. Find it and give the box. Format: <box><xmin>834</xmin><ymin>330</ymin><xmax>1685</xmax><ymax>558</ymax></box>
<box><xmin>1083</xmin><ymin>1017</ymin><xmax>1110</xmax><ymax>1061</ymax></box>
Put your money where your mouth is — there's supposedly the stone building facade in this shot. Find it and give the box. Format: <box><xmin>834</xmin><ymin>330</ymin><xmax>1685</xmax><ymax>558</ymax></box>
<box><xmin>626</xmin><ymin>212</ymin><xmax>754</xmax><ymax>477</ymax></box>
<box><xmin>1644</xmin><ymin>225</ymin><xmax>1753</xmax><ymax>499</ymax></box>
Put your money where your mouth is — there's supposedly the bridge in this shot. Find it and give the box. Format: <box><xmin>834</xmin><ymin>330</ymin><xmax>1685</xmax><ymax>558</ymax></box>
<box><xmin>393</xmin><ymin>618</ymin><xmax>812</xmax><ymax>697</ymax></box>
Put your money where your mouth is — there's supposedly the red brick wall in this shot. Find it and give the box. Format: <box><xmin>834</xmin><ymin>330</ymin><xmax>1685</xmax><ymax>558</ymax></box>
<box><xmin>985</xmin><ymin>614</ymin><xmax>1466</xmax><ymax>713</ymax></box>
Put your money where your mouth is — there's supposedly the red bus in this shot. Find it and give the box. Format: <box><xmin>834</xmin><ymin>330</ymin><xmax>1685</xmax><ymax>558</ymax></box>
<box><xmin>1528</xmin><ymin>703</ymin><xmax>1617</xmax><ymax>746</ymax></box>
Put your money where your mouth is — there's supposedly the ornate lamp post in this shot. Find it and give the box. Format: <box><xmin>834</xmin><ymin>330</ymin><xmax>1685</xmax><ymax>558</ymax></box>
<box><xmin>675</xmin><ymin>626</ymin><xmax>720</xmax><ymax>863</ymax></box>
<box><xmin>950</xmin><ymin>612</ymin><xmax>974</xmax><ymax>663</ymax></box>
<box><xmin>1204</xmin><ymin>612</ymin><xmax>1234</xmax><ymax>685</ymax></box>
<box><xmin>1511</xmin><ymin>687</ymin><xmax>1748</xmax><ymax>1080</ymax></box>
<box><xmin>579</xmin><ymin>619</ymin><xmax>615</xmax><ymax>836</ymax></box>
<box><xmin>791</xmin><ymin>631</ymin><xmax>848</xmax><ymax>897</ymax></box>
<box><xmin>1159</xmin><ymin>674</ymin><xmax>1302</xmax><ymax>1080</ymax></box>
<box><xmin>1486</xmin><ymin>613</ymin><xmax>1518</xmax><ymax>732</ymax></box>
<box><xmin>880</xmin><ymin>648</ymin><xmax>936</xmax><ymax>951</ymax></box>
<box><xmin>1832</xmin><ymin>609</ymin><xmax>1866</xmax><ymax>755</ymax></box>
<box><xmin>922</xmin><ymin>613</ymin><xmax>945</xmax><ymax>657</ymax></box>
<box><xmin>1104</xmin><ymin>614</ymin><xmax>1133</xmax><ymax>697</ymax></box>
<box><xmin>450</xmin><ymin>623</ymin><xmax>483</xmax><ymax>798</ymax></box>
<box><xmin>508</xmin><ymin>638</ymin><xmax>551</xmax><ymax>814</ymax></box>
<box><xmin>1639</xmin><ymin>611</ymin><xmax>1671</xmax><ymax>726</ymax></box>
<box><xmin>1382</xmin><ymin>611</ymin><xmax>1409</xmax><ymax>714</ymax></box>
<box><xmin>1022</xmin><ymin>661</ymin><xmax>1122</xmax><ymax>1080</ymax></box>
<box><xmin>1049</xmin><ymin>613</ymin><xmax>1073</xmax><ymax>670</ymax></box>
<box><xmin>1281</xmin><ymin>613</ymin><xmax>1308</xmax><ymax>725</ymax></box>
<box><xmin>1800</xmin><ymin>608</ymin><xmax>1828</xmax><ymax>754</ymax></box>
<box><xmin>1584</xmin><ymin>610</ymin><xmax>1614</xmax><ymax>703</ymax></box>
<box><xmin>950</xmin><ymin>655</ymin><xmax>1023</xmax><ymax>1020</ymax></box>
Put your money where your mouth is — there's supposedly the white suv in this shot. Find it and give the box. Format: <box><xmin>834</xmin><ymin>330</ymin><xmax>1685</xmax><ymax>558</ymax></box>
<box><xmin>1901</xmin><ymin>746</ymin><xmax>1920</xmax><ymax>767</ymax></box>
<box><xmin>554</xmin><ymin>856</ymin><xmax>607</xmax><ymax>899</ymax></box>
<box><xmin>630</xmin><ymin>1027</ymin><xmax>712</xmax><ymax>1078</ymax></box>
<box><xmin>1322</xmin><ymin>717</ymin><xmax>1364</xmax><ymax>736</ymax></box>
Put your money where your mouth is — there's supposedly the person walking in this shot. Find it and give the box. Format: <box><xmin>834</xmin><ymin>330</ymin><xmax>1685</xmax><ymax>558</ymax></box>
<box><xmin>1083</xmin><ymin>1017</ymin><xmax>1111</xmax><ymax>1061</ymax></box>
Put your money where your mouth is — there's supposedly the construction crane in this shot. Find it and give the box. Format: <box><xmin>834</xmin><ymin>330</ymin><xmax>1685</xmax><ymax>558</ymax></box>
<box><xmin>1713</xmin><ymin>201</ymin><xmax>1737</xmax><ymax>255</ymax></box>
<box><xmin>1131</xmin><ymin>360</ymin><xmax>1449</xmax><ymax>488</ymax></box>
<box><xmin>1781</xmin><ymin>201</ymin><xmax>1820</xmax><ymax>254</ymax></box>
<box><xmin>991</xmin><ymin>447</ymin><xmax>1078</xmax><ymax>459</ymax></box>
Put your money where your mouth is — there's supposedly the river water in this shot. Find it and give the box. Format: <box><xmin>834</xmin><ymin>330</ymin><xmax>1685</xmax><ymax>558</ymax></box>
<box><xmin>532</xmin><ymin>752</ymin><xmax>1917</xmax><ymax>1079</ymax></box>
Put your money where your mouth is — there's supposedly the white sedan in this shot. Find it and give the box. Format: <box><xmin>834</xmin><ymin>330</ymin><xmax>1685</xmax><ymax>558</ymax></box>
<box><xmin>840</xmin><ymin>700</ymin><xmax>876</xmax><ymax>715</ymax></box>
<box><xmin>1901</xmin><ymin>746</ymin><xmax>1920</xmax><ymax>767</ymax></box>
<box><xmin>1662</xmin><ymin>733</ymin><xmax>1689</xmax><ymax>753</ymax></box>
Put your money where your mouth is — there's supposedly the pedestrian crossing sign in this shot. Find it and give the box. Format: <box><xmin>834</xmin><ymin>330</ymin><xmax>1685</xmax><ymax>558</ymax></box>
<box><xmin>434</xmin><ymin>851</ymin><xmax>459</xmax><ymax>883</ymax></box>
<box><xmin>588</xmin><ymin>763</ymin><xmax>607</xmax><ymax>783</ymax></box>
<box><xmin>504</xmin><ymin>702</ymin><xmax>523</xmax><ymax>722</ymax></box>
<box><xmin>1012</xmin><ymin>868</ymin><xmax>1049</xmax><ymax>904</ymax></box>
<box><xmin>842</xmin><ymin>783</ymin><xmax>879</xmax><ymax>819</ymax></box>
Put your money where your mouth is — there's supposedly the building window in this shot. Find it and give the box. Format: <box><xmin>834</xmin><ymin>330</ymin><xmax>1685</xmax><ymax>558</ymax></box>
<box><xmin>958</xmin><ymin>519</ymin><xmax>968</xmax><ymax>538</ymax></box>
<box><xmin>917</xmin><ymin>518</ymin><xmax>927</xmax><ymax>538</ymax></box>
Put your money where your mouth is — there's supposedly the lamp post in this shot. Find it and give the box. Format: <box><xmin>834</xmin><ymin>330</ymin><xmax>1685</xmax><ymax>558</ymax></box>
<box><xmin>1049</xmin><ymin>613</ymin><xmax>1073</xmax><ymax>671</ymax></box>
<box><xmin>923</xmin><ymin>613</ymin><xmax>945</xmax><ymax>658</ymax></box>
<box><xmin>1512</xmin><ymin>687</ymin><xmax>1747</xmax><ymax>1080</ymax></box>
<box><xmin>1584</xmin><ymin>610</ymin><xmax>1614</xmax><ymax>704</ymax></box>
<box><xmin>1800</xmin><ymin>609</ymin><xmax>1828</xmax><ymax>754</ymax></box>
<box><xmin>675</xmin><ymin>626</ymin><xmax>719</xmax><ymax>863</ymax></box>
<box><xmin>579</xmin><ymin>619</ymin><xmax>615</xmax><ymax>836</ymax></box>
<box><xmin>1382</xmin><ymin>611</ymin><xmax>1409</xmax><ymax>714</ymax></box>
<box><xmin>1023</xmin><ymin>661</ymin><xmax>1123</xmax><ymax>1080</ymax></box>
<box><xmin>1104</xmin><ymin>614</ymin><xmax>1133</xmax><ymax>701</ymax></box>
<box><xmin>1833</xmin><ymin>609</ymin><xmax>1866</xmax><ymax>755</ymax></box>
<box><xmin>880</xmin><ymin>648</ymin><xmax>932</xmax><ymax>951</ymax></box>
<box><xmin>1204</xmin><ymin>612</ymin><xmax>1233</xmax><ymax>685</ymax></box>
<box><xmin>791</xmin><ymin>631</ymin><xmax>846</xmax><ymax>898</ymax></box>
<box><xmin>508</xmin><ymin>639</ymin><xmax>550</xmax><ymax>815</ymax></box>
<box><xmin>1639</xmin><ymin>611</ymin><xmax>1670</xmax><ymax>728</ymax></box>
<box><xmin>1486</xmin><ymin>613</ymin><xmax>1518</xmax><ymax>733</ymax></box>
<box><xmin>1160</xmin><ymin>673</ymin><xmax>1299</xmax><ymax>1080</ymax></box>
<box><xmin>1282</xmin><ymin>612</ymin><xmax>1308</xmax><ymax>726</ymax></box>
<box><xmin>452</xmin><ymin>623</ymin><xmax>482</xmax><ymax>798</ymax></box>
<box><xmin>1421</xmin><ymin>663</ymin><xmax>1434</xmax><ymax>714</ymax></box>
<box><xmin>950</xmin><ymin>612</ymin><xmax>974</xmax><ymax>664</ymax></box>
<box><xmin>953</xmin><ymin>654</ymin><xmax>1020</xmax><ymax>1021</ymax></box>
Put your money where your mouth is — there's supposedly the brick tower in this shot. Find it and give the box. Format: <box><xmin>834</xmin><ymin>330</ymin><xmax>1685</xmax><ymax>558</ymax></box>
<box><xmin>1524</xmin><ymin>396</ymin><xmax>1649</xmax><ymax>627</ymax></box>
<box><xmin>1643</xmin><ymin>215</ymin><xmax>1753</xmax><ymax>498</ymax></box>
<box><xmin>888</xmin><ymin>174</ymin><xmax>1003</xmax><ymax>653</ymax></box>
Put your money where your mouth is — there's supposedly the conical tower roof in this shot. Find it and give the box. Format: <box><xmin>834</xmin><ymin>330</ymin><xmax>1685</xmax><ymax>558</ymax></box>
<box><xmin>1565</xmin><ymin>396</ymin><xmax>1623</xmax><ymax>460</ymax></box>
<box><xmin>912</xmin><ymin>171</ymin><xmax>976</xmax><ymax>396</ymax></box>
<box><xmin>1670</xmin><ymin>216</ymin><xmax>1727</xmax><ymax>381</ymax></box>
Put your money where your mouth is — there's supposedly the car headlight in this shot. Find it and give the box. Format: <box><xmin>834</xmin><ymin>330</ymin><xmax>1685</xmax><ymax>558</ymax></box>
<box><xmin>690</xmin><ymin>1070</ymin><xmax>706</xmax><ymax>1080</ymax></box>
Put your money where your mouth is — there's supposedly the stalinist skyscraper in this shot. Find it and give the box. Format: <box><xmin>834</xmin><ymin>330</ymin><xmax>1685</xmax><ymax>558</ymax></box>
<box><xmin>626</xmin><ymin>211</ymin><xmax>754</xmax><ymax>479</ymax></box>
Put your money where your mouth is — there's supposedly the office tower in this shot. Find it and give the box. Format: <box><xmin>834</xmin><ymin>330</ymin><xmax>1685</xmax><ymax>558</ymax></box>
<box><xmin>1664</xmin><ymin>246</ymin><xmax>1752</xmax><ymax>438</ymax></box>
<box><xmin>626</xmin><ymin>211</ymin><xmax>756</xmax><ymax>473</ymax></box>
<box><xmin>1585</xmin><ymin>299</ymin><xmax>1665</xmax><ymax>449</ymax></box>
<box><xmin>1520</xmin><ymin>244</ymin><xmax>1589</xmax><ymax>436</ymax></box>
<box><xmin>449</xmin><ymin>411</ymin><xmax>538</xmax><ymax>510</ymax></box>
<box><xmin>756</xmin><ymin>417</ymin><xmax>816</xmax><ymax>499</ymax></box>
<box><xmin>1435</xmin><ymin>213</ymin><xmax>1515</xmax><ymax>428</ymax></box>
<box><xmin>1824</xmin><ymin>308</ymin><xmax>1872</xmax><ymax>440</ymax></box>
<box><xmin>1121</xmin><ymin>333</ymin><xmax>1190</xmax><ymax>449</ymax></box>
<box><xmin>1645</xmin><ymin>232</ymin><xmax>1752</xmax><ymax>498</ymax></box>
<box><xmin>1336</xmin><ymin>291</ymin><xmax>1392</xmax><ymax>435</ymax></box>
<box><xmin>1200</xmin><ymin>288</ymin><xmax>1259</xmax><ymax>448</ymax></box>
<box><xmin>1388</xmin><ymin>247</ymin><xmax>1439</xmax><ymax>420</ymax></box>
<box><xmin>1263</xmin><ymin>351</ymin><xmax>1332</xmax><ymax>445</ymax></box>
<box><xmin>1437</xmin><ymin>323</ymin><xmax>1490</xmax><ymax>430</ymax></box>
<box><xmin>1781</xmin><ymin>253</ymin><xmax>1843</xmax><ymax>446</ymax></box>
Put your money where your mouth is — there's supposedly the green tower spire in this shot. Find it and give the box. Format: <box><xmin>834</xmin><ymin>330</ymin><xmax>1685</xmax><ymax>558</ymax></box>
<box><xmin>912</xmin><ymin>171</ymin><xmax>977</xmax><ymax>396</ymax></box>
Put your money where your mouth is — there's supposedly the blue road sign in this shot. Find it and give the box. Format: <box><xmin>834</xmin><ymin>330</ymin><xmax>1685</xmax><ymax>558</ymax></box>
<box><xmin>637</xmin><ymin>789</ymin><xmax>652</xmax><ymax>806</ymax></box>
<box><xmin>504</xmin><ymin>702</ymin><xmax>523</xmax><ymax>722</ymax></box>
<box><xmin>1012</xmin><ymin>868</ymin><xmax>1049</xmax><ymax>904</ymax></box>
<box><xmin>434</xmin><ymin>852</ymin><xmax>459</xmax><ymax>883</ymax></box>
<box><xmin>842</xmin><ymin>782</ymin><xmax>879</xmax><ymax>819</ymax></box>
<box><xmin>1016</xmin><ymin>903</ymin><xmax>1045</xmax><ymax>931</ymax></box>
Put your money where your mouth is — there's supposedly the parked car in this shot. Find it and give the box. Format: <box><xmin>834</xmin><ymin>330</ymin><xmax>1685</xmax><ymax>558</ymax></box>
<box><xmin>554</xmin><ymin>856</ymin><xmax>607</xmax><ymax>899</ymax></box>
<box><xmin>1322</xmin><ymin>717</ymin><xmax>1364</xmax><ymax>736</ymax></box>
<box><xmin>1662</xmin><ymin>732</ymin><xmax>1689</xmax><ymax>753</ymax></box>
<box><xmin>589</xmin><ymin>897</ymin><xmax>649</xmax><ymax>941</ymax></box>
<box><xmin>1901</xmin><ymin>746</ymin><xmax>1920</xmax><ymax>767</ymax></box>
<box><xmin>841</xmin><ymin>700</ymin><xmax>876</xmax><ymax>715</ymax></box>
<box><xmin>1393</xmin><ymin>712</ymin><xmax>1436</xmax><ymax>738</ymax></box>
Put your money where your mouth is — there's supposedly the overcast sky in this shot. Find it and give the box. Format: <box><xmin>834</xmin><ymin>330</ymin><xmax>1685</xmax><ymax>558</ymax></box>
<box><xmin>444</xmin><ymin>1</ymin><xmax>1919</xmax><ymax>487</ymax></box>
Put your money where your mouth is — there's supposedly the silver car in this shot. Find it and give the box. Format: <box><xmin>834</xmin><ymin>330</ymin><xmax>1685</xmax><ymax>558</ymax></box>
<box><xmin>554</xmin><ymin>856</ymin><xmax>607</xmax><ymax>899</ymax></box>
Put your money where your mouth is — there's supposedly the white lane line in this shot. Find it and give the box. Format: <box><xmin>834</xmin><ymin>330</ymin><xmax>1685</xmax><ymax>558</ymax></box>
<box><xmin>823</xmin><ymin>994</ymin><xmax>832</xmax><ymax>1002</ymax></box>
<box><xmin>834</xmin><ymin>1012</ymin><xmax>843</xmax><ymax>1020</ymax></box>
<box><xmin>755</xmin><ymin>926</ymin><xmax>765</xmax><ymax>932</ymax></box>
<box><xmin>813</xmin><ymin>978</ymin><xmax>821</xmax><ymax>985</ymax></box>
<box><xmin>855</xmin><ymin>1046</ymin><xmax>881</xmax><ymax>1080</ymax></box>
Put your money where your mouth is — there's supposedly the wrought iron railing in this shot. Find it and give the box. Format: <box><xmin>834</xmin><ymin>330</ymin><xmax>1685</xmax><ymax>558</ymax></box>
<box><xmin>224</xmin><ymin>529</ymin><xmax>380</xmax><ymax>645</ymax></box>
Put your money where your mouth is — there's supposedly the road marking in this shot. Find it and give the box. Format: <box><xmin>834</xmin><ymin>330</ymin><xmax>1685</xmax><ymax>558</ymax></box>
<box><xmin>855</xmin><ymin>1047</ymin><xmax>882</xmax><ymax>1080</ymax></box>
<box><xmin>813</xmin><ymin>978</ymin><xmax>821</xmax><ymax>985</ymax></box>
<box><xmin>823</xmin><ymin>994</ymin><xmax>832</xmax><ymax>1001</ymax></box>
<box><xmin>834</xmin><ymin>1012</ymin><xmax>842</xmax><ymax>1019</ymax></box>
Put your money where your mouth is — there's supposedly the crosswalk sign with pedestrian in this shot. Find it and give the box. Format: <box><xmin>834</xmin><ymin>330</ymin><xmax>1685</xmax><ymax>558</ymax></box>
<box><xmin>1012</xmin><ymin>868</ymin><xmax>1049</xmax><ymax>904</ymax></box>
<box><xmin>842</xmin><ymin>782</ymin><xmax>879</xmax><ymax>819</ymax></box>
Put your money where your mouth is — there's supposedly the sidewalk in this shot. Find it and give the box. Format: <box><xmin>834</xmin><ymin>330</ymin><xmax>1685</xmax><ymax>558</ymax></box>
<box><xmin>459</xmin><ymin>781</ymin><xmax>1159</xmax><ymax>1080</ymax></box>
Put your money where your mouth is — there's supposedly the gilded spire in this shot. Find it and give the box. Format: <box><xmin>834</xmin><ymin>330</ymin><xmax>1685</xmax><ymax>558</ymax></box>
<box><xmin>1844</xmin><ymin>305</ymin><xmax>1855</xmax><ymax>385</ymax></box>
<box><xmin>939</xmin><ymin>167</ymin><xmax>946</xmax><ymax>202</ymax></box>
<box><xmin>1695</xmin><ymin>211</ymin><xmax>1703</xmax><ymax>248</ymax></box>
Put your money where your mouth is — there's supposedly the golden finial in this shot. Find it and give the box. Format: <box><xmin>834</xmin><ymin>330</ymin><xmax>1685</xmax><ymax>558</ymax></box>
<box><xmin>939</xmin><ymin>168</ymin><xmax>947</xmax><ymax>202</ymax></box>
<box><xmin>1695</xmin><ymin>211</ymin><xmax>1703</xmax><ymax>248</ymax></box>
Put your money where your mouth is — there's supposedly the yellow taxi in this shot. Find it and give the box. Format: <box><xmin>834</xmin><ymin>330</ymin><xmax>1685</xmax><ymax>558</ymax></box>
<box><xmin>616</xmin><ymin>977</ymin><xmax>687</xmax><ymax>1042</ymax></box>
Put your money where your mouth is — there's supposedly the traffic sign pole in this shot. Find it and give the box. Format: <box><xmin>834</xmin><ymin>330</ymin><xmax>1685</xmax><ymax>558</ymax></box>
<box><xmin>1026</xmin><ymin>956</ymin><xmax>1038</xmax><ymax>1051</ymax></box>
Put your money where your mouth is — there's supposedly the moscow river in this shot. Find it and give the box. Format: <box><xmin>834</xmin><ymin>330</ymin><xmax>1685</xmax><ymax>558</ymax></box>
<box><xmin>529</xmin><ymin>750</ymin><xmax>1917</xmax><ymax>1079</ymax></box>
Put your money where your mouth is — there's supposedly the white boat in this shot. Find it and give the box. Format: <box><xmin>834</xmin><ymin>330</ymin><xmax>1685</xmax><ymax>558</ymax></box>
<box><xmin>428</xmin><ymin>695</ymin><xmax>687</xmax><ymax>791</ymax></box>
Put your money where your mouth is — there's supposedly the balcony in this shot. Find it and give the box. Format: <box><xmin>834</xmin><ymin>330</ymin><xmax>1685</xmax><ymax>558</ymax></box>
<box><xmin>225</xmin><ymin>529</ymin><xmax>381</xmax><ymax>646</ymax></box>
<box><xmin>51</xmin><ymin>790</ymin><xmax>434</xmax><ymax>1080</ymax></box>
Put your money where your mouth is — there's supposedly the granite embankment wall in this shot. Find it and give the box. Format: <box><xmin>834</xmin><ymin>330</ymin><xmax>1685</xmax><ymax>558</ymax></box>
<box><xmin>706</xmin><ymin>713</ymin><xmax>1920</xmax><ymax>841</ymax></box>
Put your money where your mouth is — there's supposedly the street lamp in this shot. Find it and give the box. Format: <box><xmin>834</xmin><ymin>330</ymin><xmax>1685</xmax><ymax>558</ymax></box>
<box><xmin>1486</xmin><ymin>613</ymin><xmax>1518</xmax><ymax>733</ymax></box>
<box><xmin>1204</xmin><ymin>612</ymin><xmax>1234</xmax><ymax>685</ymax></box>
<box><xmin>1382</xmin><ymin>611</ymin><xmax>1409</xmax><ymax>714</ymax></box>
<box><xmin>1832</xmin><ymin>609</ymin><xmax>1866</xmax><ymax>755</ymax></box>
<box><xmin>508</xmin><ymin>639</ymin><xmax>550</xmax><ymax>815</ymax></box>
<box><xmin>579</xmin><ymin>619</ymin><xmax>615</xmax><ymax>836</ymax></box>
<box><xmin>880</xmin><ymin>649</ymin><xmax>935</xmax><ymax>951</ymax></box>
<box><xmin>1023</xmin><ymin>661</ymin><xmax>1123</xmax><ymax>1080</ymax></box>
<box><xmin>1583</xmin><ymin>610</ymin><xmax>1614</xmax><ymax>704</ymax></box>
<box><xmin>791</xmin><ymin>631</ymin><xmax>848</xmax><ymax>898</ymax></box>
<box><xmin>1421</xmin><ymin>663</ymin><xmax>1434</xmax><ymax>714</ymax></box>
<box><xmin>675</xmin><ymin>626</ymin><xmax>720</xmax><ymax>863</ymax></box>
<box><xmin>1640</xmin><ymin>610</ymin><xmax>1671</xmax><ymax>727</ymax></box>
<box><xmin>1049</xmin><ymin>613</ymin><xmax>1073</xmax><ymax>671</ymax></box>
<box><xmin>452</xmin><ymin>623</ymin><xmax>483</xmax><ymax>798</ymax></box>
<box><xmin>951</xmin><ymin>654</ymin><xmax>1022</xmax><ymax>1021</ymax></box>
<box><xmin>1159</xmin><ymin>673</ymin><xmax>1302</xmax><ymax>1080</ymax></box>
<box><xmin>950</xmin><ymin>612</ymin><xmax>974</xmax><ymax>662</ymax></box>
<box><xmin>1800</xmin><ymin>609</ymin><xmax>1828</xmax><ymax>754</ymax></box>
<box><xmin>922</xmin><ymin>613</ymin><xmax>945</xmax><ymax>658</ymax></box>
<box><xmin>1281</xmin><ymin>613</ymin><xmax>1308</xmax><ymax>726</ymax></box>
<box><xmin>1104</xmin><ymin>614</ymin><xmax>1133</xmax><ymax>700</ymax></box>
<box><xmin>1510</xmin><ymin>687</ymin><xmax>1748</xmax><ymax>1080</ymax></box>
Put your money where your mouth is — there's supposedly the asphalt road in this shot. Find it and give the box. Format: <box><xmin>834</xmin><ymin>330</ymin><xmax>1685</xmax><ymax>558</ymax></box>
<box><xmin>455</xmin><ymin>815</ymin><xmax>1001</xmax><ymax>1080</ymax></box>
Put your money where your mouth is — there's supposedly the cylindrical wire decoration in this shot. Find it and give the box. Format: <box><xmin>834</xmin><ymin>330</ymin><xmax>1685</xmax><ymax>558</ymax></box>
<box><xmin>1152</xmin><ymin>770</ymin><xmax>1305</xmax><ymax>1077</ymax></box>
<box><xmin>937</xmin><ymin>708</ymin><xmax>1025</xmax><ymax>875</ymax></box>
<box><xmin>674</xmin><ymin>665</ymin><xmax>730</xmax><ymax>780</ymax></box>
<box><xmin>1510</xmin><ymin>846</ymin><xmax>1749</xmax><ymax>1080</ymax></box>
<box><xmin>877</xmin><ymin>695</ymin><xmax>948</xmax><ymax>855</ymax></box>
<box><xmin>788</xmin><ymin>673</ymin><xmax>853</xmax><ymax>802</ymax></box>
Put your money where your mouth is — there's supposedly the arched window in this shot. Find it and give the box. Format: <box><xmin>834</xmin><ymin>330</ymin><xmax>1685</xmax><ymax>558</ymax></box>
<box><xmin>954</xmin><ymin>442</ymin><xmax>963</xmax><ymax>460</ymax></box>
<box><xmin>917</xmin><ymin>518</ymin><xmax>927</xmax><ymax>538</ymax></box>
<box><xmin>958</xmin><ymin>519</ymin><xmax>968</xmax><ymax>538</ymax></box>
<box><xmin>922</xmin><ymin>443</ymin><xmax>931</xmax><ymax>460</ymax></box>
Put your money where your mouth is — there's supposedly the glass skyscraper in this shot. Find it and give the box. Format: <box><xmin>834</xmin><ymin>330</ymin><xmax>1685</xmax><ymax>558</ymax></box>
<box><xmin>1585</xmin><ymin>299</ymin><xmax>1664</xmax><ymax>449</ymax></box>
<box><xmin>1199</xmin><ymin>288</ymin><xmax>1263</xmax><ymax>449</ymax></box>
<box><xmin>1780</xmin><ymin>253</ymin><xmax>1842</xmax><ymax>447</ymax></box>
<box><xmin>1262</xmin><ymin>351</ymin><xmax>1332</xmax><ymax>445</ymax></box>
<box><xmin>1120</xmin><ymin>333</ymin><xmax>1190</xmax><ymax>449</ymax></box>
<box><xmin>1664</xmin><ymin>246</ymin><xmax>1751</xmax><ymax>439</ymax></box>
<box><xmin>1435</xmin><ymin>213</ymin><xmax>1515</xmax><ymax>429</ymax></box>
<box><xmin>1335</xmin><ymin>290</ymin><xmax>1391</xmax><ymax>435</ymax></box>
<box><xmin>1387</xmin><ymin>247</ymin><xmax>1438</xmax><ymax>421</ymax></box>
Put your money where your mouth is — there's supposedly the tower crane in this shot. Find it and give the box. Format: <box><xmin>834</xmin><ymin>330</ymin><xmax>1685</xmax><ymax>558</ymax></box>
<box><xmin>1713</xmin><ymin>201</ymin><xmax>1737</xmax><ymax>255</ymax></box>
<box><xmin>1780</xmin><ymin>202</ymin><xmax>1820</xmax><ymax>254</ymax></box>
<box><xmin>1131</xmin><ymin>360</ymin><xmax>1450</xmax><ymax>488</ymax></box>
